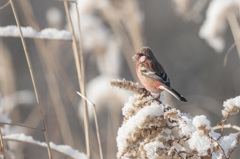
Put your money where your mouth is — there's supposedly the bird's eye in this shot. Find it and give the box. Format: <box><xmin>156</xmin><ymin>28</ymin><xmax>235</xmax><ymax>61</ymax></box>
<box><xmin>138</xmin><ymin>53</ymin><xmax>144</xmax><ymax>56</ymax></box>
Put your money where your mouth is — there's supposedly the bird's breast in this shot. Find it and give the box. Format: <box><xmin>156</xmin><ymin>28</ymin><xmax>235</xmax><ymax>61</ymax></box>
<box><xmin>136</xmin><ymin>66</ymin><xmax>162</xmax><ymax>93</ymax></box>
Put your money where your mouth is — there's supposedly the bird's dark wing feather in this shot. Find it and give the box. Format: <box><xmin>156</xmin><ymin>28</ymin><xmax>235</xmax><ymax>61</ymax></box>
<box><xmin>140</xmin><ymin>60</ymin><xmax>170</xmax><ymax>87</ymax></box>
<box><xmin>160</xmin><ymin>85</ymin><xmax>187</xmax><ymax>102</ymax></box>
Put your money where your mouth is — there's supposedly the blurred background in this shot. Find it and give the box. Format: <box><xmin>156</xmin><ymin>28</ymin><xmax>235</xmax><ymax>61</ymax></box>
<box><xmin>0</xmin><ymin>0</ymin><xmax>239</xmax><ymax>158</ymax></box>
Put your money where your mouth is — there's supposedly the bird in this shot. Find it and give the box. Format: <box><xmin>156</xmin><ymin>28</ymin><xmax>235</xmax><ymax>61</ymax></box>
<box><xmin>132</xmin><ymin>46</ymin><xmax>187</xmax><ymax>102</ymax></box>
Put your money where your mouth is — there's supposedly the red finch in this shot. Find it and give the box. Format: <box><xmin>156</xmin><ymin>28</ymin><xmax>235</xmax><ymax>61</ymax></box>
<box><xmin>133</xmin><ymin>46</ymin><xmax>187</xmax><ymax>102</ymax></box>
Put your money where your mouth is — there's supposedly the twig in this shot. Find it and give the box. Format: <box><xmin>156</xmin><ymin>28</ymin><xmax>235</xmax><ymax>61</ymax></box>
<box><xmin>213</xmin><ymin>124</ymin><xmax>240</xmax><ymax>131</ymax></box>
<box><xmin>0</xmin><ymin>128</ymin><xmax>7</xmax><ymax>159</ymax></box>
<box><xmin>0</xmin><ymin>122</ymin><xmax>44</xmax><ymax>131</ymax></box>
<box><xmin>63</xmin><ymin>1</ymin><xmax>90</xmax><ymax>157</ymax></box>
<box><xmin>232</xmin><ymin>125</ymin><xmax>240</xmax><ymax>131</ymax></box>
<box><xmin>9</xmin><ymin>0</ymin><xmax>52</xmax><ymax>158</ymax></box>
<box><xmin>208</xmin><ymin>135</ymin><xmax>227</xmax><ymax>159</ymax></box>
<box><xmin>0</xmin><ymin>1</ymin><xmax>10</xmax><ymax>10</ymax></box>
<box><xmin>223</xmin><ymin>42</ymin><xmax>238</xmax><ymax>66</ymax></box>
<box><xmin>77</xmin><ymin>91</ymin><xmax>103</xmax><ymax>159</ymax></box>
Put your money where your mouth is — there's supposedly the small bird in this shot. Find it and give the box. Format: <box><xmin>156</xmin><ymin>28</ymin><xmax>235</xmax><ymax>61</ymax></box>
<box><xmin>132</xmin><ymin>46</ymin><xmax>187</xmax><ymax>102</ymax></box>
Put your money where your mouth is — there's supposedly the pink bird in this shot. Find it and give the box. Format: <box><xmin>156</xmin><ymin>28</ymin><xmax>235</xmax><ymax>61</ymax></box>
<box><xmin>133</xmin><ymin>46</ymin><xmax>187</xmax><ymax>102</ymax></box>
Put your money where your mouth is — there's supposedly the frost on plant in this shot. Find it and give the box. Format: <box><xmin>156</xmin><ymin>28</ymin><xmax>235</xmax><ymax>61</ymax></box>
<box><xmin>3</xmin><ymin>133</ymin><xmax>88</xmax><ymax>159</ymax></box>
<box><xmin>0</xmin><ymin>25</ymin><xmax>72</xmax><ymax>40</ymax></box>
<box><xmin>111</xmin><ymin>79</ymin><xmax>240</xmax><ymax>159</ymax></box>
<box><xmin>222</xmin><ymin>95</ymin><xmax>240</xmax><ymax>120</ymax></box>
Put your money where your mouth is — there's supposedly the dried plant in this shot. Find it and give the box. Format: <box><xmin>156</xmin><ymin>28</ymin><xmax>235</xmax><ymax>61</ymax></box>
<box><xmin>71</xmin><ymin>2</ymin><xmax>144</xmax><ymax>157</ymax></box>
<box><xmin>221</xmin><ymin>96</ymin><xmax>240</xmax><ymax>122</ymax></box>
<box><xmin>70</xmin><ymin>0</ymin><xmax>144</xmax><ymax>122</ymax></box>
<box><xmin>112</xmin><ymin>79</ymin><xmax>240</xmax><ymax>159</ymax></box>
<box><xmin>9</xmin><ymin>0</ymin><xmax>53</xmax><ymax>157</ymax></box>
<box><xmin>0</xmin><ymin>40</ymin><xmax>15</xmax><ymax>97</ymax></box>
<box><xmin>0</xmin><ymin>0</ymin><xmax>92</xmax><ymax>158</ymax></box>
<box><xmin>172</xmin><ymin>0</ymin><xmax>239</xmax><ymax>54</ymax></box>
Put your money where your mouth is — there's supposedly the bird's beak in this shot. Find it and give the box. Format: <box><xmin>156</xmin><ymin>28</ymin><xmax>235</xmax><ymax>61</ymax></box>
<box><xmin>132</xmin><ymin>54</ymin><xmax>137</xmax><ymax>61</ymax></box>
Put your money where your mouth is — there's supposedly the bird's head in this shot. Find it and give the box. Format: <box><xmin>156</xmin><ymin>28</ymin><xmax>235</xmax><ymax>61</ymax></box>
<box><xmin>132</xmin><ymin>46</ymin><xmax>155</xmax><ymax>63</ymax></box>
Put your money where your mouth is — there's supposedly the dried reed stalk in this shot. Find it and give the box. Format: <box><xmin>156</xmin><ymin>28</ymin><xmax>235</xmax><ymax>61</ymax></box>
<box><xmin>228</xmin><ymin>13</ymin><xmax>240</xmax><ymax>59</ymax></box>
<box><xmin>224</xmin><ymin>42</ymin><xmax>239</xmax><ymax>66</ymax></box>
<box><xmin>0</xmin><ymin>1</ymin><xmax>10</xmax><ymax>10</ymax></box>
<box><xmin>63</xmin><ymin>1</ymin><xmax>90</xmax><ymax>157</ymax></box>
<box><xmin>99</xmin><ymin>3</ymin><xmax>140</xmax><ymax>81</ymax></box>
<box><xmin>0</xmin><ymin>40</ymin><xmax>16</xmax><ymax>96</ymax></box>
<box><xmin>16</xmin><ymin>0</ymin><xmax>76</xmax><ymax>147</ymax></box>
<box><xmin>77</xmin><ymin>91</ymin><xmax>103</xmax><ymax>159</ymax></box>
<box><xmin>0</xmin><ymin>122</ymin><xmax>44</xmax><ymax>131</ymax></box>
<box><xmin>0</xmin><ymin>128</ymin><xmax>7</xmax><ymax>159</ymax></box>
<box><xmin>9</xmin><ymin>0</ymin><xmax>52</xmax><ymax>158</ymax></box>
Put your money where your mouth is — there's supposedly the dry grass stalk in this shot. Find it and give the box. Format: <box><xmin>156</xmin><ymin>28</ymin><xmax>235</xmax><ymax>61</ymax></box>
<box><xmin>0</xmin><ymin>128</ymin><xmax>7</xmax><ymax>159</ymax></box>
<box><xmin>74</xmin><ymin>2</ymin><xmax>85</xmax><ymax>82</ymax></box>
<box><xmin>63</xmin><ymin>1</ymin><xmax>90</xmax><ymax>157</ymax></box>
<box><xmin>16</xmin><ymin>0</ymin><xmax>76</xmax><ymax>147</ymax></box>
<box><xmin>0</xmin><ymin>122</ymin><xmax>44</xmax><ymax>131</ymax></box>
<box><xmin>0</xmin><ymin>1</ymin><xmax>10</xmax><ymax>10</ymax></box>
<box><xmin>74</xmin><ymin>3</ymin><xmax>90</xmax><ymax>147</ymax></box>
<box><xmin>0</xmin><ymin>40</ymin><xmax>16</xmax><ymax>96</ymax></box>
<box><xmin>36</xmin><ymin>46</ymin><xmax>76</xmax><ymax>146</ymax></box>
<box><xmin>228</xmin><ymin>13</ymin><xmax>240</xmax><ymax>59</ymax></box>
<box><xmin>99</xmin><ymin>0</ymin><xmax>143</xmax><ymax>81</ymax></box>
<box><xmin>77</xmin><ymin>91</ymin><xmax>103</xmax><ymax>159</ymax></box>
<box><xmin>224</xmin><ymin>41</ymin><xmax>239</xmax><ymax>66</ymax></box>
<box><xmin>9</xmin><ymin>0</ymin><xmax>52</xmax><ymax>158</ymax></box>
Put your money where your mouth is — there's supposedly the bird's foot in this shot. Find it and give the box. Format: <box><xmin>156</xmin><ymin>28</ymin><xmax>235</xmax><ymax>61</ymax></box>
<box><xmin>141</xmin><ymin>93</ymin><xmax>162</xmax><ymax>104</ymax></box>
<box><xmin>150</xmin><ymin>94</ymin><xmax>162</xmax><ymax>104</ymax></box>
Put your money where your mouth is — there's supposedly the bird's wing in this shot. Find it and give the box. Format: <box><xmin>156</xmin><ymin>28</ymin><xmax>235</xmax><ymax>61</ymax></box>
<box><xmin>140</xmin><ymin>60</ymin><xmax>170</xmax><ymax>86</ymax></box>
<box><xmin>159</xmin><ymin>85</ymin><xmax>187</xmax><ymax>102</ymax></box>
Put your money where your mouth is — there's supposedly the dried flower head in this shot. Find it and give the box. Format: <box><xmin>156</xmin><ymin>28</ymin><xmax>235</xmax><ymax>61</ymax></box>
<box><xmin>222</xmin><ymin>95</ymin><xmax>240</xmax><ymax>119</ymax></box>
<box><xmin>110</xmin><ymin>79</ymin><xmax>147</xmax><ymax>95</ymax></box>
<box><xmin>114</xmin><ymin>79</ymin><xmax>240</xmax><ymax>159</ymax></box>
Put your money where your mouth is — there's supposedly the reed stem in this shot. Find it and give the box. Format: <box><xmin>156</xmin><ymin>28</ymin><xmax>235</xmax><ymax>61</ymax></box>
<box><xmin>9</xmin><ymin>0</ymin><xmax>52</xmax><ymax>158</ymax></box>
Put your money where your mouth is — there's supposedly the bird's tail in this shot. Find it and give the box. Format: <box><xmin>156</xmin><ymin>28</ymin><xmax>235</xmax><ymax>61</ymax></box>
<box><xmin>160</xmin><ymin>85</ymin><xmax>187</xmax><ymax>102</ymax></box>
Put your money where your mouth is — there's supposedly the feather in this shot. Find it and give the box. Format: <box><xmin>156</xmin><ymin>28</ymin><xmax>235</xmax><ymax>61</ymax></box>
<box><xmin>159</xmin><ymin>85</ymin><xmax>187</xmax><ymax>102</ymax></box>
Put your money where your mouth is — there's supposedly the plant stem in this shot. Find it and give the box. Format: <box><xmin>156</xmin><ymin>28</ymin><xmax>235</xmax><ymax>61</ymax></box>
<box><xmin>77</xmin><ymin>91</ymin><xmax>103</xmax><ymax>159</ymax></box>
<box><xmin>63</xmin><ymin>1</ymin><xmax>90</xmax><ymax>157</ymax></box>
<box><xmin>228</xmin><ymin>13</ymin><xmax>240</xmax><ymax>59</ymax></box>
<box><xmin>9</xmin><ymin>0</ymin><xmax>52</xmax><ymax>158</ymax></box>
<box><xmin>0</xmin><ymin>128</ymin><xmax>7</xmax><ymax>159</ymax></box>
